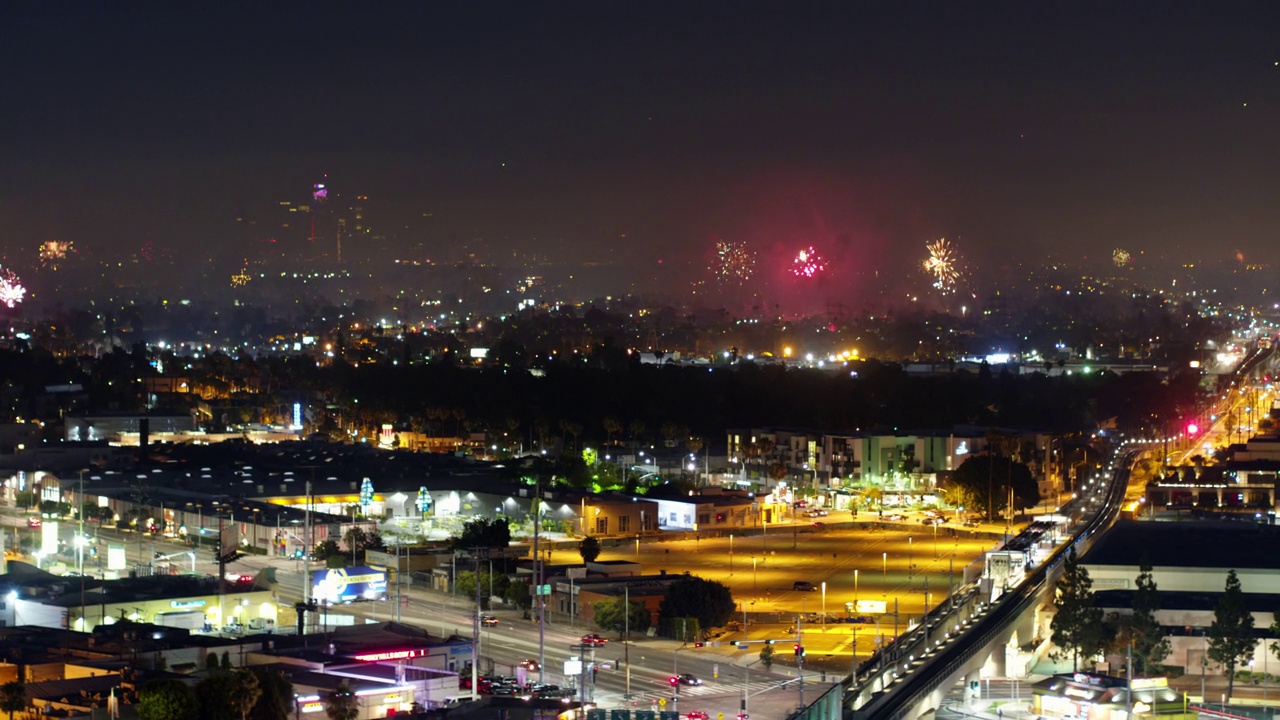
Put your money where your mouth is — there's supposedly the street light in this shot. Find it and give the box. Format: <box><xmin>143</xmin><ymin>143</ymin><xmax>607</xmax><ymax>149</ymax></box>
<box><xmin>821</xmin><ymin>582</ymin><xmax>826</xmax><ymax>626</ymax></box>
<box><xmin>882</xmin><ymin>552</ymin><xmax>887</xmax><ymax>580</ymax></box>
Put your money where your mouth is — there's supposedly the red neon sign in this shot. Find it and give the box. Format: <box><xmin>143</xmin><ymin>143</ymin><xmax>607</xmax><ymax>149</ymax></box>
<box><xmin>352</xmin><ymin>648</ymin><xmax>426</xmax><ymax>662</ymax></box>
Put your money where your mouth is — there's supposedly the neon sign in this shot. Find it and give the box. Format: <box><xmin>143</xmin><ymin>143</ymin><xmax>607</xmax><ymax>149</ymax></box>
<box><xmin>352</xmin><ymin>648</ymin><xmax>426</xmax><ymax>662</ymax></box>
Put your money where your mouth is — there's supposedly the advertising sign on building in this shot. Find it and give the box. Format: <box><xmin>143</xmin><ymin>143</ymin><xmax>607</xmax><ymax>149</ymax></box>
<box><xmin>312</xmin><ymin>566</ymin><xmax>387</xmax><ymax>603</ymax></box>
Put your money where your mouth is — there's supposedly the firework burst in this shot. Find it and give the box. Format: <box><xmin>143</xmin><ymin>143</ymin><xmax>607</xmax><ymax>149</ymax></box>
<box><xmin>711</xmin><ymin>239</ymin><xmax>755</xmax><ymax>284</ymax></box>
<box><xmin>0</xmin><ymin>268</ymin><xmax>26</xmax><ymax>308</ymax></box>
<box><xmin>790</xmin><ymin>246</ymin><xmax>827</xmax><ymax>279</ymax></box>
<box><xmin>1112</xmin><ymin>248</ymin><xmax>1130</xmax><ymax>268</ymax></box>
<box><xmin>39</xmin><ymin>240</ymin><xmax>73</xmax><ymax>269</ymax></box>
<box><xmin>922</xmin><ymin>238</ymin><xmax>961</xmax><ymax>293</ymax></box>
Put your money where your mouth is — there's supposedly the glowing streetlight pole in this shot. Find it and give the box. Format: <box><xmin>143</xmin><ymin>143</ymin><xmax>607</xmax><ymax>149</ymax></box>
<box><xmin>882</xmin><ymin>552</ymin><xmax>887</xmax><ymax>580</ymax></box>
<box><xmin>729</xmin><ymin>534</ymin><xmax>734</xmax><ymax>576</ymax></box>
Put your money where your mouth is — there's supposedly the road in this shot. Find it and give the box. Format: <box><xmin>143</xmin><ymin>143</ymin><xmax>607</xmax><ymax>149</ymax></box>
<box><xmin>3</xmin><ymin>506</ymin><xmax>1008</xmax><ymax>719</ymax></box>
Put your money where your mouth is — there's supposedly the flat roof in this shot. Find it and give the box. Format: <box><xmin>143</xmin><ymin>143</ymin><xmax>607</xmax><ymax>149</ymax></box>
<box><xmin>1083</xmin><ymin>520</ymin><xmax>1280</xmax><ymax>570</ymax></box>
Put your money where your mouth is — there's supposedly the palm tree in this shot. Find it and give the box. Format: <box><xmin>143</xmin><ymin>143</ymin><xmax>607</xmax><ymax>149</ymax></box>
<box><xmin>628</xmin><ymin>419</ymin><xmax>646</xmax><ymax>450</ymax></box>
<box><xmin>228</xmin><ymin>669</ymin><xmax>262</xmax><ymax>720</ymax></box>
<box><xmin>602</xmin><ymin>417</ymin><xmax>622</xmax><ymax>447</ymax></box>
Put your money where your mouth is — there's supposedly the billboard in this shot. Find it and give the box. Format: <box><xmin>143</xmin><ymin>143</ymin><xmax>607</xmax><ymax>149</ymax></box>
<box><xmin>312</xmin><ymin>565</ymin><xmax>387</xmax><ymax>603</ymax></box>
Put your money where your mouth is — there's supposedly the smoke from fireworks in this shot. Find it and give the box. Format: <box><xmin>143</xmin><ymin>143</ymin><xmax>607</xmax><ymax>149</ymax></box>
<box><xmin>790</xmin><ymin>246</ymin><xmax>827</xmax><ymax>279</ymax></box>
<box><xmin>712</xmin><ymin>239</ymin><xmax>755</xmax><ymax>284</ymax></box>
<box><xmin>0</xmin><ymin>268</ymin><xmax>26</xmax><ymax>308</ymax></box>
<box><xmin>39</xmin><ymin>240</ymin><xmax>73</xmax><ymax>270</ymax></box>
<box><xmin>922</xmin><ymin>238</ymin><xmax>961</xmax><ymax>293</ymax></box>
<box><xmin>1112</xmin><ymin>248</ymin><xmax>1130</xmax><ymax>268</ymax></box>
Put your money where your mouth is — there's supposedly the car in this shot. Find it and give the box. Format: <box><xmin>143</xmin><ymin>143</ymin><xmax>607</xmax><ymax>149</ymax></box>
<box><xmin>26</xmin><ymin>518</ymin><xmax>41</xmax><ymax>529</ymax></box>
<box><xmin>481</xmin><ymin>614</ymin><xmax>499</xmax><ymax>626</ymax></box>
<box><xmin>812</xmin><ymin>521</ymin><xmax>827</xmax><ymax>529</ymax></box>
<box><xmin>816</xmin><ymin>509</ymin><xmax>829</xmax><ymax>516</ymax></box>
<box><xmin>684</xmin><ymin>712</ymin><xmax>710</xmax><ymax>720</ymax></box>
<box><xmin>518</xmin><ymin>658</ymin><xmax>541</xmax><ymax>672</ymax></box>
<box><xmin>921</xmin><ymin>517</ymin><xmax>944</xmax><ymax>526</ymax></box>
<box><xmin>674</xmin><ymin>673</ymin><xmax>702</xmax><ymax>686</ymax></box>
<box><xmin>804</xmin><ymin>510</ymin><xmax>822</xmax><ymax>518</ymax></box>
<box><xmin>962</xmin><ymin>519</ymin><xmax>981</xmax><ymax>528</ymax></box>
<box><xmin>792</xmin><ymin>581</ymin><xmax>817</xmax><ymax>592</ymax></box>
<box><xmin>884</xmin><ymin>513</ymin><xmax>906</xmax><ymax>522</ymax></box>
<box><xmin>580</xmin><ymin>633</ymin><xmax>608</xmax><ymax>646</ymax></box>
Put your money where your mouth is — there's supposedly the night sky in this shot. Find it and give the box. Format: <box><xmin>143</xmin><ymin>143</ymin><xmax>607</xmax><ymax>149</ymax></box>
<box><xmin>3</xmin><ymin>2</ymin><xmax>1279</xmax><ymax>286</ymax></box>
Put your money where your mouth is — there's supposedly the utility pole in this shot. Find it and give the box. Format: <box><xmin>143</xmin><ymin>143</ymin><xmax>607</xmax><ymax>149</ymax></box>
<box><xmin>797</xmin><ymin>613</ymin><xmax>805</xmax><ymax>710</ymax></box>
<box><xmin>624</xmin><ymin>584</ymin><xmax>631</xmax><ymax>699</ymax></box>
<box><xmin>533</xmin><ymin>479</ymin><xmax>545</xmax><ymax>683</ymax></box>
<box><xmin>472</xmin><ymin>547</ymin><xmax>483</xmax><ymax>693</ymax></box>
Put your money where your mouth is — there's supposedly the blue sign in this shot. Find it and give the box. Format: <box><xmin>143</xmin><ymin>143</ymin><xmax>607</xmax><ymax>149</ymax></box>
<box><xmin>312</xmin><ymin>565</ymin><xmax>387</xmax><ymax>603</ymax></box>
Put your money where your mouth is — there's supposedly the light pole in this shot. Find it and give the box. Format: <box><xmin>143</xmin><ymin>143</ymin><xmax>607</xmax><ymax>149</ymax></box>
<box><xmin>821</xmin><ymin>582</ymin><xmax>826</xmax><ymax>626</ymax></box>
<box><xmin>729</xmin><ymin>533</ymin><xmax>734</xmax><ymax>576</ymax></box>
<box><xmin>882</xmin><ymin>552</ymin><xmax>887</xmax><ymax>581</ymax></box>
<box><xmin>752</xmin><ymin>556</ymin><xmax>758</xmax><ymax>594</ymax></box>
<box><xmin>854</xmin><ymin>569</ymin><xmax>859</xmax><ymax>612</ymax></box>
<box><xmin>909</xmin><ymin>536</ymin><xmax>914</xmax><ymax>578</ymax></box>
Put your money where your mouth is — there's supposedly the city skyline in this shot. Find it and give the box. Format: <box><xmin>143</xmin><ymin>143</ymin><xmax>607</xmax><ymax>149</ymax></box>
<box><xmin>2</xmin><ymin>3</ymin><xmax>1279</xmax><ymax>302</ymax></box>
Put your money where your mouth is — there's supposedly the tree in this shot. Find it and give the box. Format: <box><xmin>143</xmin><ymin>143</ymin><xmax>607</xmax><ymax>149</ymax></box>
<box><xmin>324</xmin><ymin>682</ymin><xmax>359</xmax><ymax>720</ymax></box>
<box><xmin>228</xmin><ymin>670</ymin><xmax>262</xmax><ymax>720</ymax></box>
<box><xmin>579</xmin><ymin>536</ymin><xmax>601</xmax><ymax>563</ymax></box>
<box><xmin>593</xmin><ymin>596</ymin><xmax>651</xmax><ymax>638</ymax></box>
<box><xmin>138</xmin><ymin>679</ymin><xmax>196</xmax><ymax>720</ymax></box>
<box><xmin>312</xmin><ymin>539</ymin><xmax>340</xmax><ymax>561</ymax></box>
<box><xmin>759</xmin><ymin>644</ymin><xmax>775</xmax><ymax>670</ymax></box>
<box><xmin>0</xmin><ymin>681</ymin><xmax>25</xmax><ymax>720</ymax></box>
<box><xmin>1208</xmin><ymin>569</ymin><xmax>1256</xmax><ymax>702</ymax></box>
<box><xmin>504</xmin><ymin>579</ymin><xmax>532</xmax><ymax>614</ymax></box>
<box><xmin>951</xmin><ymin>454</ymin><xmax>1039</xmax><ymax>517</ymax></box>
<box><xmin>1050</xmin><ymin>548</ymin><xmax>1105</xmax><ymax>670</ymax></box>
<box><xmin>659</xmin><ymin>575</ymin><xmax>736</xmax><ymax>638</ymax></box>
<box><xmin>450</xmin><ymin>517</ymin><xmax>511</xmax><ymax>551</ymax></box>
<box><xmin>1129</xmin><ymin>558</ymin><xmax>1170</xmax><ymax>676</ymax></box>
<box><xmin>246</xmin><ymin>668</ymin><xmax>294</xmax><ymax>720</ymax></box>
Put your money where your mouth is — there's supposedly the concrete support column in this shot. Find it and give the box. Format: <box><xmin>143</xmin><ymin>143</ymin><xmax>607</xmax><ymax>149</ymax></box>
<box><xmin>964</xmin><ymin>669</ymin><xmax>981</xmax><ymax>705</ymax></box>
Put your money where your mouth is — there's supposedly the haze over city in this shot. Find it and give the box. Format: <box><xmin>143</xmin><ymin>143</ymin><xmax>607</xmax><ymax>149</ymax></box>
<box><xmin>3</xmin><ymin>2</ymin><xmax>1280</xmax><ymax>310</ymax></box>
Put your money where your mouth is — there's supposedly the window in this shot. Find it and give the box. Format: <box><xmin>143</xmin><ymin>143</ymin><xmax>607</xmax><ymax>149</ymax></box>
<box><xmin>697</xmin><ymin>513</ymin><xmax>711</xmax><ymax>525</ymax></box>
<box><xmin>618</xmin><ymin>516</ymin><xmax>631</xmax><ymax>533</ymax></box>
<box><xmin>596</xmin><ymin>517</ymin><xmax>608</xmax><ymax>535</ymax></box>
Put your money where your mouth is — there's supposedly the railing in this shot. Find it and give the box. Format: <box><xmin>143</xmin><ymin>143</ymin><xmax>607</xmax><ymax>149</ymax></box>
<box><xmin>846</xmin><ymin>447</ymin><xmax>1138</xmax><ymax>719</ymax></box>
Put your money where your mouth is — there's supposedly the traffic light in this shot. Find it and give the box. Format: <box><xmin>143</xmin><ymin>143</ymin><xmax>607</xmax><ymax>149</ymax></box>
<box><xmin>793</xmin><ymin>643</ymin><xmax>801</xmax><ymax>657</ymax></box>
<box><xmin>668</xmin><ymin>676</ymin><xmax>679</xmax><ymax>687</ymax></box>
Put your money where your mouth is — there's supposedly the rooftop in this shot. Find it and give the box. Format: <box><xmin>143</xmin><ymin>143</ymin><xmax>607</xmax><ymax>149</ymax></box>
<box><xmin>1083</xmin><ymin>520</ymin><xmax>1280</xmax><ymax>570</ymax></box>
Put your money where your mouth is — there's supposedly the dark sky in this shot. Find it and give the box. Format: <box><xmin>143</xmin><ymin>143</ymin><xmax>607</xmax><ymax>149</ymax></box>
<box><xmin>3</xmin><ymin>2</ymin><xmax>1279</xmax><ymax>283</ymax></box>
